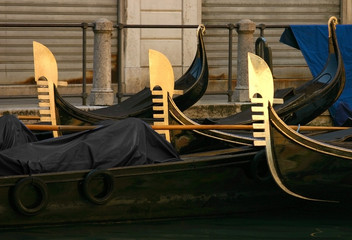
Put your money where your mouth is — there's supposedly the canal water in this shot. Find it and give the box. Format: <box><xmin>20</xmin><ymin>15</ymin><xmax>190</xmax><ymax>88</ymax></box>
<box><xmin>1</xmin><ymin>208</ymin><xmax>351</xmax><ymax>239</ymax></box>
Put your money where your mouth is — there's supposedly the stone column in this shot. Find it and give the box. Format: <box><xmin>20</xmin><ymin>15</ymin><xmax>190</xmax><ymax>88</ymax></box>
<box><xmin>233</xmin><ymin>19</ymin><xmax>256</xmax><ymax>102</ymax></box>
<box><xmin>341</xmin><ymin>0</ymin><xmax>352</xmax><ymax>24</ymax></box>
<box><xmin>90</xmin><ymin>18</ymin><xmax>114</xmax><ymax>106</ymax></box>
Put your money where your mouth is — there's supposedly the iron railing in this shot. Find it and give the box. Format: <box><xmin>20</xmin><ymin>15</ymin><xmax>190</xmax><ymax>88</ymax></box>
<box><xmin>0</xmin><ymin>22</ymin><xmax>289</xmax><ymax>105</ymax></box>
<box><xmin>0</xmin><ymin>22</ymin><xmax>94</xmax><ymax>105</ymax></box>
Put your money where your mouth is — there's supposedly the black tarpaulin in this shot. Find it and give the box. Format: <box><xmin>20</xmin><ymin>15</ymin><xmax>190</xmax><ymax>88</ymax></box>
<box><xmin>0</xmin><ymin>116</ymin><xmax>180</xmax><ymax>176</ymax></box>
<box><xmin>0</xmin><ymin>115</ymin><xmax>37</xmax><ymax>150</ymax></box>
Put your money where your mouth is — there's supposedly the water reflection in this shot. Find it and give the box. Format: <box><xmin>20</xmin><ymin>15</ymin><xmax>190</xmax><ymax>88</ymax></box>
<box><xmin>1</xmin><ymin>210</ymin><xmax>352</xmax><ymax>239</ymax></box>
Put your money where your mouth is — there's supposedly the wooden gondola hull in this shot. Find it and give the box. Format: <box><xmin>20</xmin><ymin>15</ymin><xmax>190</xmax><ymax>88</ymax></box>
<box><xmin>246</xmin><ymin>30</ymin><xmax>352</xmax><ymax>203</ymax></box>
<box><xmin>0</xmin><ymin>150</ymin><xmax>297</xmax><ymax>228</ymax></box>
<box><xmin>247</xmin><ymin>48</ymin><xmax>352</xmax><ymax>203</ymax></box>
<box><xmin>268</xmin><ymin>107</ymin><xmax>352</xmax><ymax>202</ymax></box>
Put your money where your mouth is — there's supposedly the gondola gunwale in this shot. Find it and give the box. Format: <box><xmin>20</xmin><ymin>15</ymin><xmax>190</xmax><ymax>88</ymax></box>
<box><xmin>268</xmin><ymin>105</ymin><xmax>352</xmax><ymax>159</ymax></box>
<box><xmin>167</xmin><ymin>93</ymin><xmax>256</xmax><ymax>146</ymax></box>
<box><xmin>0</xmin><ymin>147</ymin><xmax>257</xmax><ymax>185</ymax></box>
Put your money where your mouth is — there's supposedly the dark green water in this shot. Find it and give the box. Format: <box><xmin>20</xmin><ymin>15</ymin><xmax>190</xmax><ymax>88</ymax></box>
<box><xmin>1</xmin><ymin>209</ymin><xmax>352</xmax><ymax>240</ymax></box>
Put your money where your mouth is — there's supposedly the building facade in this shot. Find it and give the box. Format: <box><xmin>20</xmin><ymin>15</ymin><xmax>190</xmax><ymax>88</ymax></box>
<box><xmin>0</xmin><ymin>0</ymin><xmax>350</xmax><ymax>96</ymax></box>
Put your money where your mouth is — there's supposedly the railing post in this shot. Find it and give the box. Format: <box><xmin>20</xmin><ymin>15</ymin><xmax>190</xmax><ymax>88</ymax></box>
<box><xmin>227</xmin><ymin>24</ymin><xmax>235</xmax><ymax>102</ymax></box>
<box><xmin>234</xmin><ymin>19</ymin><xmax>256</xmax><ymax>102</ymax></box>
<box><xmin>81</xmin><ymin>22</ymin><xmax>88</xmax><ymax>106</ymax></box>
<box><xmin>116</xmin><ymin>23</ymin><xmax>123</xmax><ymax>103</ymax></box>
<box><xmin>90</xmin><ymin>18</ymin><xmax>114</xmax><ymax>106</ymax></box>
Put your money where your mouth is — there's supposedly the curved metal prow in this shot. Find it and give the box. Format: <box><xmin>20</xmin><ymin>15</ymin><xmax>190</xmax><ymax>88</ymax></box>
<box><xmin>328</xmin><ymin>16</ymin><xmax>337</xmax><ymax>38</ymax></box>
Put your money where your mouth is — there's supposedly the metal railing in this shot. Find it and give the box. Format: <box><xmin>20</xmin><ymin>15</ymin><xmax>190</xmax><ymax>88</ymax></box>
<box><xmin>114</xmin><ymin>23</ymin><xmax>240</xmax><ymax>103</ymax></box>
<box><xmin>0</xmin><ymin>22</ymin><xmax>290</xmax><ymax>105</ymax></box>
<box><xmin>0</xmin><ymin>22</ymin><xmax>94</xmax><ymax>105</ymax></box>
<box><xmin>114</xmin><ymin>23</ymin><xmax>290</xmax><ymax>103</ymax></box>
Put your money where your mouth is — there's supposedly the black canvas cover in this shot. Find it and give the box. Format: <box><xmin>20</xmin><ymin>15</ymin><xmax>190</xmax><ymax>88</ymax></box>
<box><xmin>0</xmin><ymin>116</ymin><xmax>180</xmax><ymax>176</ymax></box>
<box><xmin>0</xmin><ymin>115</ymin><xmax>37</xmax><ymax>150</ymax></box>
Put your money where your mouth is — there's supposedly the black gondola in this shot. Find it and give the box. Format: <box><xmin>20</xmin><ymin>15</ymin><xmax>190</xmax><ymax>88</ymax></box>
<box><xmin>248</xmin><ymin>48</ymin><xmax>352</xmax><ymax>203</ymax></box>
<box><xmin>0</xmin><ymin>45</ymin><xmax>294</xmax><ymax>228</ymax></box>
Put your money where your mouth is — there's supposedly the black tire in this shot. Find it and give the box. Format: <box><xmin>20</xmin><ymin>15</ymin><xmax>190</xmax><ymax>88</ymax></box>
<box><xmin>12</xmin><ymin>177</ymin><xmax>48</xmax><ymax>216</ymax></box>
<box><xmin>82</xmin><ymin>169</ymin><xmax>115</xmax><ymax>205</ymax></box>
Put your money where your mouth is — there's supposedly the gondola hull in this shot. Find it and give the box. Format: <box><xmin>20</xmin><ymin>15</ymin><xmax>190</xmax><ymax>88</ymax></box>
<box><xmin>246</xmin><ymin>23</ymin><xmax>352</xmax><ymax>203</ymax></box>
<box><xmin>0</xmin><ymin>148</ymin><xmax>295</xmax><ymax>228</ymax></box>
<box><xmin>266</xmin><ymin>105</ymin><xmax>352</xmax><ymax>202</ymax></box>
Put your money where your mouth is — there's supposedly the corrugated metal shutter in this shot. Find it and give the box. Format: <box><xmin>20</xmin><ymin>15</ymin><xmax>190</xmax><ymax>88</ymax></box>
<box><xmin>202</xmin><ymin>0</ymin><xmax>341</xmax><ymax>85</ymax></box>
<box><xmin>0</xmin><ymin>0</ymin><xmax>117</xmax><ymax>84</ymax></box>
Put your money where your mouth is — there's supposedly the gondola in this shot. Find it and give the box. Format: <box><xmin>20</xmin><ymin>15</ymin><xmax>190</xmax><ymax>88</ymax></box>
<box><xmin>33</xmin><ymin>24</ymin><xmax>208</xmax><ymax>126</ymax></box>
<box><xmin>0</xmin><ymin>135</ymin><xmax>297</xmax><ymax>228</ymax></box>
<box><xmin>0</xmin><ymin>46</ymin><xmax>296</xmax><ymax>229</ymax></box>
<box><xmin>249</xmin><ymin>50</ymin><xmax>352</xmax><ymax>203</ymax></box>
<box><xmin>0</xmin><ymin>42</ymin><xmax>344</xmax><ymax>228</ymax></box>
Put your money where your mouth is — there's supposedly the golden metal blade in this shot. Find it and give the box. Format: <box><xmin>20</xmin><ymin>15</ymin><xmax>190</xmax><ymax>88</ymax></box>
<box><xmin>33</xmin><ymin>41</ymin><xmax>60</xmax><ymax>137</ymax></box>
<box><xmin>248</xmin><ymin>52</ymin><xmax>274</xmax><ymax>105</ymax></box>
<box><xmin>149</xmin><ymin>49</ymin><xmax>175</xmax><ymax>97</ymax></box>
<box><xmin>33</xmin><ymin>41</ymin><xmax>58</xmax><ymax>86</ymax></box>
<box><xmin>148</xmin><ymin>49</ymin><xmax>176</xmax><ymax>142</ymax></box>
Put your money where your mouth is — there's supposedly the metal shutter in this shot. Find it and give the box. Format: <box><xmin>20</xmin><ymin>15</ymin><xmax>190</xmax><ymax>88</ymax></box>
<box><xmin>202</xmin><ymin>0</ymin><xmax>341</xmax><ymax>87</ymax></box>
<box><xmin>0</xmin><ymin>0</ymin><xmax>117</xmax><ymax>84</ymax></box>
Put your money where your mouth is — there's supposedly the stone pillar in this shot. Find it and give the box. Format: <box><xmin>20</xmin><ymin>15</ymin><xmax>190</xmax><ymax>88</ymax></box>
<box><xmin>90</xmin><ymin>18</ymin><xmax>114</xmax><ymax>106</ymax></box>
<box><xmin>233</xmin><ymin>19</ymin><xmax>256</xmax><ymax>102</ymax></box>
<box><xmin>341</xmin><ymin>0</ymin><xmax>352</xmax><ymax>24</ymax></box>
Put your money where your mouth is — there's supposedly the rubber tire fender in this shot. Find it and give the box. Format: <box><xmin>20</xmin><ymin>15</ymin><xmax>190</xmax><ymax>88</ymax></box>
<box><xmin>82</xmin><ymin>169</ymin><xmax>115</xmax><ymax>205</ymax></box>
<box><xmin>12</xmin><ymin>177</ymin><xmax>48</xmax><ymax>216</ymax></box>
